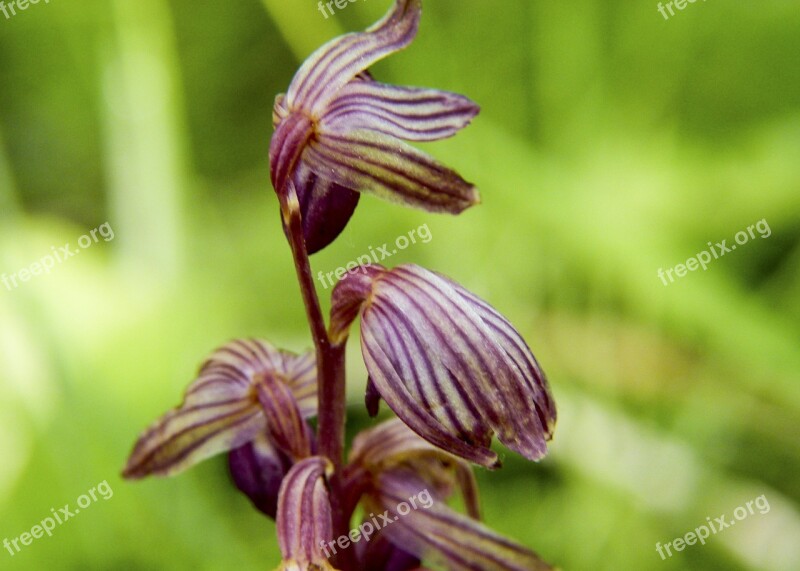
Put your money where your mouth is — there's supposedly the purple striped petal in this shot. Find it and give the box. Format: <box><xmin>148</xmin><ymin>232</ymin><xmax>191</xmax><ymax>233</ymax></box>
<box><xmin>373</xmin><ymin>469</ymin><xmax>555</xmax><ymax>571</ymax></box>
<box><xmin>123</xmin><ymin>339</ymin><xmax>317</xmax><ymax>479</ymax></box>
<box><xmin>122</xmin><ymin>387</ymin><xmax>263</xmax><ymax>479</ymax></box>
<box><xmin>285</xmin><ymin>0</ymin><xmax>421</xmax><ymax>115</ymax></box>
<box><xmin>322</xmin><ymin>81</ymin><xmax>479</xmax><ymax>142</ymax></box>
<box><xmin>229</xmin><ymin>432</ymin><xmax>292</xmax><ymax>518</ymax></box>
<box><xmin>444</xmin><ymin>276</ymin><xmax>557</xmax><ymax>442</ymax></box>
<box><xmin>270</xmin><ymin>1</ymin><xmax>479</xmax><ymax>253</ymax></box>
<box><xmin>330</xmin><ymin>265</ymin><xmax>557</xmax><ymax>468</ymax></box>
<box><xmin>346</xmin><ymin>419</ymin><xmax>483</xmax><ymax>520</ymax></box>
<box><xmin>349</xmin><ymin>418</ymin><xmax>457</xmax><ymax>470</ymax></box>
<box><xmin>304</xmin><ymin>130</ymin><xmax>479</xmax><ymax>214</ymax></box>
<box><xmin>270</xmin><ymin>112</ymin><xmax>314</xmax><ymax>200</ymax></box>
<box><xmin>276</xmin><ymin>457</ymin><xmax>337</xmax><ymax>570</ymax></box>
<box><xmin>329</xmin><ymin>263</ymin><xmax>385</xmax><ymax>345</ymax></box>
<box><xmin>257</xmin><ymin>374</ymin><xmax>313</xmax><ymax>460</ymax></box>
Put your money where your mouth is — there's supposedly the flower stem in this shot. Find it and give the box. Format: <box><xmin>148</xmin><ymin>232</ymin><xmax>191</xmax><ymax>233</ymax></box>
<box><xmin>281</xmin><ymin>192</ymin><xmax>354</xmax><ymax>570</ymax></box>
<box><xmin>282</xmin><ymin>196</ymin><xmax>346</xmax><ymax>468</ymax></box>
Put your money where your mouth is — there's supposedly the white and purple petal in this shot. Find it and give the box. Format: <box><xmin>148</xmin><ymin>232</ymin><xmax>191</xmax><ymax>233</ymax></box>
<box><xmin>123</xmin><ymin>339</ymin><xmax>318</xmax><ymax>479</ymax></box>
<box><xmin>275</xmin><ymin>457</ymin><xmax>337</xmax><ymax>570</ymax></box>
<box><xmin>330</xmin><ymin>265</ymin><xmax>557</xmax><ymax>468</ymax></box>
<box><xmin>303</xmin><ymin>129</ymin><xmax>479</xmax><ymax>214</ymax></box>
<box><xmin>373</xmin><ymin>469</ymin><xmax>555</xmax><ymax>571</ymax></box>
<box><xmin>285</xmin><ymin>0</ymin><xmax>421</xmax><ymax>115</ymax></box>
<box><xmin>321</xmin><ymin>81</ymin><xmax>479</xmax><ymax>142</ymax></box>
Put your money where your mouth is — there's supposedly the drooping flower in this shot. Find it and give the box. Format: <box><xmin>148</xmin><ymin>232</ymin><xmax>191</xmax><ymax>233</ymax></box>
<box><xmin>270</xmin><ymin>0</ymin><xmax>480</xmax><ymax>254</ymax></box>
<box><xmin>330</xmin><ymin>264</ymin><xmax>557</xmax><ymax>469</ymax></box>
<box><xmin>343</xmin><ymin>420</ymin><xmax>555</xmax><ymax>571</ymax></box>
<box><xmin>122</xmin><ymin>339</ymin><xmax>316</xmax><ymax>482</ymax></box>
<box><xmin>274</xmin><ymin>456</ymin><xmax>339</xmax><ymax>571</ymax></box>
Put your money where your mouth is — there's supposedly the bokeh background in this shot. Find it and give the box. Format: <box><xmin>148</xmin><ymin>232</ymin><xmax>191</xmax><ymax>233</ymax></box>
<box><xmin>1</xmin><ymin>0</ymin><xmax>799</xmax><ymax>569</ymax></box>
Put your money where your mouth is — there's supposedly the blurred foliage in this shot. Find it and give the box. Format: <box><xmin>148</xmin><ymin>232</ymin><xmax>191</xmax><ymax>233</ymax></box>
<box><xmin>1</xmin><ymin>0</ymin><xmax>799</xmax><ymax>569</ymax></box>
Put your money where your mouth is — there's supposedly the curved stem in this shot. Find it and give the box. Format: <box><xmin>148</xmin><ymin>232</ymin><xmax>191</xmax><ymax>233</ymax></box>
<box><xmin>281</xmin><ymin>192</ymin><xmax>354</xmax><ymax>570</ymax></box>
<box><xmin>282</xmin><ymin>197</ymin><xmax>346</xmax><ymax>469</ymax></box>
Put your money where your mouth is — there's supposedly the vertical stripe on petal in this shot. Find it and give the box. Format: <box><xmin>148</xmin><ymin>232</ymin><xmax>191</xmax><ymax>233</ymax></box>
<box><xmin>286</xmin><ymin>0</ymin><xmax>422</xmax><ymax>115</ymax></box>
<box><xmin>383</xmin><ymin>266</ymin><xmax>553</xmax><ymax>461</ymax></box>
<box><xmin>257</xmin><ymin>374</ymin><xmax>313</xmax><ymax>461</ymax></box>
<box><xmin>276</xmin><ymin>457</ymin><xmax>336</xmax><ymax>569</ymax></box>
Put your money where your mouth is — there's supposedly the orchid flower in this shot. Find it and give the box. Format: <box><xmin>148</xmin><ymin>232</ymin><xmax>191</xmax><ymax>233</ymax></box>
<box><xmin>341</xmin><ymin>420</ymin><xmax>554</xmax><ymax>571</ymax></box>
<box><xmin>123</xmin><ymin>1</ymin><xmax>558</xmax><ymax>569</ymax></box>
<box><xmin>270</xmin><ymin>0</ymin><xmax>479</xmax><ymax>254</ymax></box>
<box><xmin>330</xmin><ymin>264</ymin><xmax>557</xmax><ymax>469</ymax></box>
<box><xmin>123</xmin><ymin>339</ymin><xmax>316</xmax><ymax>514</ymax></box>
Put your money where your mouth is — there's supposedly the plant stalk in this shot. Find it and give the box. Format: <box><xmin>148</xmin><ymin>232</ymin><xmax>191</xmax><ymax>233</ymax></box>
<box><xmin>281</xmin><ymin>194</ymin><xmax>353</xmax><ymax>570</ymax></box>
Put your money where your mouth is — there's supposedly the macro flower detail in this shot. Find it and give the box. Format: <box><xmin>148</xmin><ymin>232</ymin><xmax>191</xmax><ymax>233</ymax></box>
<box><xmin>122</xmin><ymin>339</ymin><xmax>316</xmax><ymax>479</ymax></box>
<box><xmin>270</xmin><ymin>0</ymin><xmax>480</xmax><ymax>254</ymax></box>
<box><xmin>344</xmin><ymin>420</ymin><xmax>554</xmax><ymax>571</ymax></box>
<box><xmin>330</xmin><ymin>264</ymin><xmax>557</xmax><ymax>468</ymax></box>
<box><xmin>123</xmin><ymin>1</ymin><xmax>558</xmax><ymax>569</ymax></box>
<box><xmin>275</xmin><ymin>457</ymin><xmax>338</xmax><ymax>571</ymax></box>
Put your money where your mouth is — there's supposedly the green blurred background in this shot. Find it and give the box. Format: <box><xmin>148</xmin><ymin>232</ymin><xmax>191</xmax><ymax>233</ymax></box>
<box><xmin>1</xmin><ymin>0</ymin><xmax>799</xmax><ymax>569</ymax></box>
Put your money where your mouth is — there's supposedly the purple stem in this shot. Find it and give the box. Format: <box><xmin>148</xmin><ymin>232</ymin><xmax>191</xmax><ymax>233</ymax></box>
<box><xmin>281</xmin><ymin>193</ymin><xmax>354</xmax><ymax>570</ymax></box>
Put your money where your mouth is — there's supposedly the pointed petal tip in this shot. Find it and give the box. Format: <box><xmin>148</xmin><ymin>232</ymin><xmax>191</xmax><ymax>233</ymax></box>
<box><xmin>465</xmin><ymin>186</ymin><xmax>481</xmax><ymax>209</ymax></box>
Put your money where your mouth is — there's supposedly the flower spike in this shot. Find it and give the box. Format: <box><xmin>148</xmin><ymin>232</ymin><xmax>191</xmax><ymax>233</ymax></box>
<box><xmin>270</xmin><ymin>0</ymin><xmax>480</xmax><ymax>254</ymax></box>
<box><xmin>330</xmin><ymin>265</ymin><xmax>557</xmax><ymax>468</ymax></box>
<box><xmin>122</xmin><ymin>339</ymin><xmax>316</xmax><ymax>479</ymax></box>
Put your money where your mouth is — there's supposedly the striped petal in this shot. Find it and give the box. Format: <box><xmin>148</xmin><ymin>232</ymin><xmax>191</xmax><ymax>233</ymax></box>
<box><xmin>285</xmin><ymin>0</ymin><xmax>421</xmax><ymax>115</ymax></box>
<box><xmin>123</xmin><ymin>339</ymin><xmax>317</xmax><ymax>479</ymax></box>
<box><xmin>270</xmin><ymin>0</ymin><xmax>479</xmax><ymax>253</ymax></box>
<box><xmin>330</xmin><ymin>265</ymin><xmax>557</xmax><ymax>468</ymax></box>
<box><xmin>257</xmin><ymin>374</ymin><xmax>313</xmax><ymax>461</ymax></box>
<box><xmin>444</xmin><ymin>276</ymin><xmax>557</xmax><ymax>442</ymax></box>
<box><xmin>270</xmin><ymin>112</ymin><xmax>314</xmax><ymax>202</ymax></box>
<box><xmin>346</xmin><ymin>419</ymin><xmax>481</xmax><ymax>520</ymax></box>
<box><xmin>303</xmin><ymin>130</ymin><xmax>479</xmax><ymax>214</ymax></box>
<box><xmin>122</xmin><ymin>377</ymin><xmax>263</xmax><ymax>479</ymax></box>
<box><xmin>275</xmin><ymin>457</ymin><xmax>337</xmax><ymax>571</ymax></box>
<box><xmin>371</xmin><ymin>469</ymin><xmax>555</xmax><ymax>571</ymax></box>
<box><xmin>349</xmin><ymin>418</ymin><xmax>459</xmax><ymax>472</ymax></box>
<box><xmin>321</xmin><ymin>81</ymin><xmax>479</xmax><ymax>142</ymax></box>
